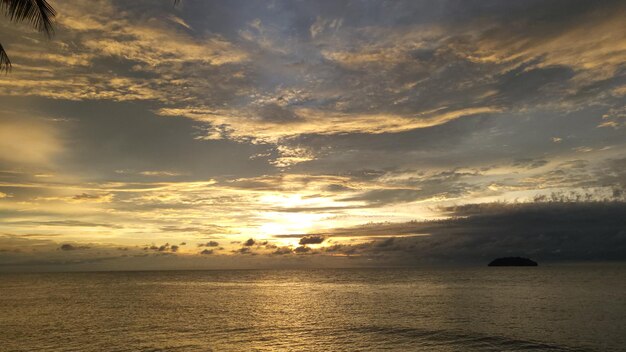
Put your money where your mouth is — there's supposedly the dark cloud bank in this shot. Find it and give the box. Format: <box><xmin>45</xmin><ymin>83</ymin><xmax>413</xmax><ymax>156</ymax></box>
<box><xmin>323</xmin><ymin>201</ymin><xmax>626</xmax><ymax>265</ymax></box>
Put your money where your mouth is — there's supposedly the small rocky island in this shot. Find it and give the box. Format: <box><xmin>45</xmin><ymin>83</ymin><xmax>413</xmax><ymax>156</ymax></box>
<box><xmin>488</xmin><ymin>257</ymin><xmax>538</xmax><ymax>266</ymax></box>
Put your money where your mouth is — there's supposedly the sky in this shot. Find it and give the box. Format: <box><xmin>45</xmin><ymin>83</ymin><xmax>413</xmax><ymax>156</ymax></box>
<box><xmin>0</xmin><ymin>0</ymin><xmax>625</xmax><ymax>271</ymax></box>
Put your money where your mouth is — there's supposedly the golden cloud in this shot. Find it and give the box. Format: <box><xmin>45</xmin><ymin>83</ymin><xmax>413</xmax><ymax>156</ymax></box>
<box><xmin>159</xmin><ymin>106</ymin><xmax>499</xmax><ymax>142</ymax></box>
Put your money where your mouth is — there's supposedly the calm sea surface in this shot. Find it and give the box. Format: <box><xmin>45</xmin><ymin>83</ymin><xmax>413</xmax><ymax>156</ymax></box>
<box><xmin>1</xmin><ymin>266</ymin><xmax>625</xmax><ymax>351</ymax></box>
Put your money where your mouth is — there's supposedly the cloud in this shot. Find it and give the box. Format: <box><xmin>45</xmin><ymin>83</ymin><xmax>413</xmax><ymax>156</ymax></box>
<box><xmin>71</xmin><ymin>193</ymin><xmax>113</xmax><ymax>203</ymax></box>
<box><xmin>198</xmin><ymin>241</ymin><xmax>220</xmax><ymax>247</ymax></box>
<box><xmin>159</xmin><ymin>107</ymin><xmax>499</xmax><ymax>143</ymax></box>
<box><xmin>342</xmin><ymin>189</ymin><xmax>423</xmax><ymax>206</ymax></box>
<box><xmin>59</xmin><ymin>243</ymin><xmax>90</xmax><ymax>251</ymax></box>
<box><xmin>272</xmin><ymin>247</ymin><xmax>293</xmax><ymax>255</ymax></box>
<box><xmin>200</xmin><ymin>249</ymin><xmax>213</xmax><ymax>255</ymax></box>
<box><xmin>142</xmin><ymin>243</ymin><xmax>179</xmax><ymax>253</ymax></box>
<box><xmin>0</xmin><ymin>0</ymin><xmax>248</xmax><ymax>102</ymax></box>
<box><xmin>339</xmin><ymin>169</ymin><xmax>483</xmax><ymax>206</ymax></box>
<box><xmin>299</xmin><ymin>235</ymin><xmax>325</xmax><ymax>245</ymax></box>
<box><xmin>257</xmin><ymin>104</ymin><xmax>303</xmax><ymax>124</ymax></box>
<box><xmin>7</xmin><ymin>220</ymin><xmax>122</xmax><ymax>229</ymax></box>
<box><xmin>294</xmin><ymin>246</ymin><xmax>311</xmax><ymax>254</ymax></box>
<box><xmin>462</xmin><ymin>2</ymin><xmax>626</xmax><ymax>81</ymax></box>
<box><xmin>512</xmin><ymin>158</ymin><xmax>549</xmax><ymax>170</ymax></box>
<box><xmin>234</xmin><ymin>247</ymin><xmax>252</xmax><ymax>254</ymax></box>
<box><xmin>599</xmin><ymin>105</ymin><xmax>626</xmax><ymax>129</ymax></box>
<box><xmin>138</xmin><ymin>171</ymin><xmax>183</xmax><ymax>177</ymax></box>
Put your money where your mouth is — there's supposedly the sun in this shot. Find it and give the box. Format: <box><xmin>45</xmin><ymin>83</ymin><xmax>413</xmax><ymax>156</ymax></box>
<box><xmin>258</xmin><ymin>212</ymin><xmax>328</xmax><ymax>236</ymax></box>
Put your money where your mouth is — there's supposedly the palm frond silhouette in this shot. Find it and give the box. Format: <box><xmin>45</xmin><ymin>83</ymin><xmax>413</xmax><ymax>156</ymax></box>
<box><xmin>1</xmin><ymin>0</ymin><xmax>56</xmax><ymax>72</ymax></box>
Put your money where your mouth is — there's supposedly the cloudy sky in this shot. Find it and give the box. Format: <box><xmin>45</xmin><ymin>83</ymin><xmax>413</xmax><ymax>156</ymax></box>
<box><xmin>1</xmin><ymin>0</ymin><xmax>625</xmax><ymax>270</ymax></box>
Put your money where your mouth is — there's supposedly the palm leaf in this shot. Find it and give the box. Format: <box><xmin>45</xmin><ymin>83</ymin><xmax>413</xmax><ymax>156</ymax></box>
<box><xmin>0</xmin><ymin>42</ymin><xmax>10</xmax><ymax>72</ymax></box>
<box><xmin>0</xmin><ymin>0</ymin><xmax>55</xmax><ymax>72</ymax></box>
<box><xmin>1</xmin><ymin>0</ymin><xmax>56</xmax><ymax>37</ymax></box>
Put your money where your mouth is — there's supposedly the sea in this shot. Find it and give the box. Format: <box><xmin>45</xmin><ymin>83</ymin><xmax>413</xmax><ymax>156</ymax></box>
<box><xmin>1</xmin><ymin>265</ymin><xmax>625</xmax><ymax>351</ymax></box>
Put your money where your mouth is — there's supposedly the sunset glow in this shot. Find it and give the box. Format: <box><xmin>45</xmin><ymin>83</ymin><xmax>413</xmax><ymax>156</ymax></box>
<box><xmin>0</xmin><ymin>0</ymin><xmax>624</xmax><ymax>271</ymax></box>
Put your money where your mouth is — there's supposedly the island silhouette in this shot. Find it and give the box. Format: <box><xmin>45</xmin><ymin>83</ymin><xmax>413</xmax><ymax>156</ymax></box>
<box><xmin>488</xmin><ymin>257</ymin><xmax>538</xmax><ymax>266</ymax></box>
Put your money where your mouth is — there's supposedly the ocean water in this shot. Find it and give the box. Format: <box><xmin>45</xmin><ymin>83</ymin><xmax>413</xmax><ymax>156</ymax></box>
<box><xmin>0</xmin><ymin>266</ymin><xmax>625</xmax><ymax>351</ymax></box>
